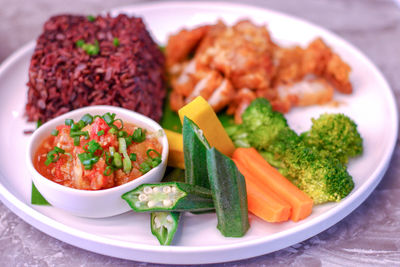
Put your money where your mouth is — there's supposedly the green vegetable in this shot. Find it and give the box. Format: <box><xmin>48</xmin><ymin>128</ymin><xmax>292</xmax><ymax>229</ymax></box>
<box><xmin>87</xmin><ymin>15</ymin><xmax>96</xmax><ymax>22</ymax></box>
<box><xmin>182</xmin><ymin>116</ymin><xmax>211</xmax><ymax>189</ymax></box>
<box><xmin>206</xmin><ymin>148</ymin><xmax>249</xmax><ymax>237</ymax></box>
<box><xmin>81</xmin><ymin>113</ymin><xmax>94</xmax><ymax>125</ymax></box>
<box><xmin>97</xmin><ymin>130</ymin><xmax>105</xmax><ymax>136</ymax></box>
<box><xmin>300</xmin><ymin>113</ymin><xmax>363</xmax><ymax>164</ymax></box>
<box><xmin>76</xmin><ymin>40</ymin><xmax>85</xmax><ymax>48</ymax></box>
<box><xmin>44</xmin><ymin>146</ymin><xmax>65</xmax><ymax>166</ymax></box>
<box><xmin>113</xmin><ymin>152</ymin><xmax>122</xmax><ymax>168</ymax></box>
<box><xmin>78</xmin><ymin>152</ymin><xmax>99</xmax><ymax>170</ymax></box>
<box><xmin>122</xmin><ymin>182</ymin><xmax>214</xmax><ymax>212</ymax></box>
<box><xmin>36</xmin><ymin>119</ymin><xmax>43</xmax><ymax>129</ymax></box>
<box><xmin>76</xmin><ymin>39</ymin><xmax>100</xmax><ymax>56</ymax></box>
<box><xmin>227</xmin><ymin>98</ymin><xmax>361</xmax><ymax>204</ymax></box>
<box><xmin>51</xmin><ymin>129</ymin><xmax>59</xmax><ymax>136</ymax></box>
<box><xmin>31</xmin><ymin>182</ymin><xmax>50</xmax><ymax>205</ymax></box>
<box><xmin>129</xmin><ymin>153</ymin><xmax>137</xmax><ymax>161</ymax></box>
<box><xmin>65</xmin><ymin>118</ymin><xmax>74</xmax><ymax>126</ymax></box>
<box><xmin>149</xmin><ymin>168</ymin><xmax>184</xmax><ymax>246</ymax></box>
<box><xmin>73</xmin><ymin>136</ymin><xmax>80</xmax><ymax>146</ymax></box>
<box><xmin>132</xmin><ymin>128</ymin><xmax>146</xmax><ymax>143</ymax></box>
<box><xmin>139</xmin><ymin>149</ymin><xmax>162</xmax><ymax>174</ymax></box>
<box><xmin>113</xmin><ymin>37</ymin><xmax>120</xmax><ymax>47</ymax></box>
<box><xmin>150</xmin><ymin>212</ymin><xmax>180</xmax><ymax>245</ymax></box>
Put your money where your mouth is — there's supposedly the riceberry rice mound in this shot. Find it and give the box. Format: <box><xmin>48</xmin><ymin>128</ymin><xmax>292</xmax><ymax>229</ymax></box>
<box><xmin>26</xmin><ymin>14</ymin><xmax>165</xmax><ymax>122</ymax></box>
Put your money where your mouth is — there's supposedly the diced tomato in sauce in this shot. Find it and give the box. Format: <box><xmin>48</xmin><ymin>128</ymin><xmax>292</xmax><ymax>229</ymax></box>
<box><xmin>34</xmin><ymin>116</ymin><xmax>162</xmax><ymax>190</ymax></box>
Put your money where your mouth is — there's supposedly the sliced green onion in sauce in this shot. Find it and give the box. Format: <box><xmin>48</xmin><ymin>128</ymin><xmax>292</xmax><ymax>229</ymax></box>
<box><xmin>129</xmin><ymin>153</ymin><xmax>137</xmax><ymax>161</ymax></box>
<box><xmin>65</xmin><ymin>119</ymin><xmax>74</xmax><ymax>126</ymax></box>
<box><xmin>51</xmin><ymin>129</ymin><xmax>59</xmax><ymax>136</ymax></box>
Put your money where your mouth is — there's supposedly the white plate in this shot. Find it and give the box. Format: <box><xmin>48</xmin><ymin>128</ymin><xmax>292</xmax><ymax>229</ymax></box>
<box><xmin>0</xmin><ymin>1</ymin><xmax>397</xmax><ymax>264</ymax></box>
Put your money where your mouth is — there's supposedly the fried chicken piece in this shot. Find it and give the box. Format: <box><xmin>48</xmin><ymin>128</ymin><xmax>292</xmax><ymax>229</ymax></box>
<box><xmin>277</xmin><ymin>78</ymin><xmax>334</xmax><ymax>110</ymax></box>
<box><xmin>273</xmin><ymin>38</ymin><xmax>352</xmax><ymax>94</ymax></box>
<box><xmin>196</xmin><ymin>20</ymin><xmax>276</xmax><ymax>90</ymax></box>
<box><xmin>166</xmin><ymin>25</ymin><xmax>210</xmax><ymax>67</ymax></box>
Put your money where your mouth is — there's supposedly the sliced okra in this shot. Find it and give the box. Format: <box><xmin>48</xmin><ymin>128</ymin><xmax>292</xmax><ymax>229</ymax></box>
<box><xmin>151</xmin><ymin>212</ymin><xmax>180</xmax><ymax>245</ymax></box>
<box><xmin>121</xmin><ymin>182</ymin><xmax>214</xmax><ymax>212</ymax></box>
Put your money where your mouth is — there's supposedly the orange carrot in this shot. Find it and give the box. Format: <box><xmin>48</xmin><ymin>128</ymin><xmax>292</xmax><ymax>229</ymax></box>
<box><xmin>233</xmin><ymin>147</ymin><xmax>313</xmax><ymax>222</ymax></box>
<box><xmin>233</xmin><ymin>159</ymin><xmax>291</xmax><ymax>222</ymax></box>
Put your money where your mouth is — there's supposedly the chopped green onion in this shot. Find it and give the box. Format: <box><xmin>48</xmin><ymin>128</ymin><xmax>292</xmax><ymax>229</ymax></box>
<box><xmin>132</xmin><ymin>128</ymin><xmax>146</xmax><ymax>143</ymax></box>
<box><xmin>103</xmin><ymin>166</ymin><xmax>113</xmax><ymax>176</ymax></box>
<box><xmin>129</xmin><ymin>153</ymin><xmax>137</xmax><ymax>161</ymax></box>
<box><xmin>102</xmin><ymin>112</ymin><xmax>116</xmax><ymax>125</ymax></box>
<box><xmin>114</xmin><ymin>119</ymin><xmax>124</xmax><ymax>130</ymax></box>
<box><xmin>147</xmin><ymin>149</ymin><xmax>161</xmax><ymax>159</ymax></box>
<box><xmin>78</xmin><ymin>152</ymin><xmax>99</xmax><ymax>170</ymax></box>
<box><xmin>118</xmin><ymin>138</ymin><xmax>127</xmax><ymax>155</ymax></box>
<box><xmin>51</xmin><ymin>129</ymin><xmax>59</xmax><ymax>136</ymax></box>
<box><xmin>118</xmin><ymin>131</ymin><xmax>127</xmax><ymax>137</ymax></box>
<box><xmin>76</xmin><ymin>40</ymin><xmax>85</xmax><ymax>48</ymax></box>
<box><xmin>84</xmin><ymin>140</ymin><xmax>103</xmax><ymax>154</ymax></box>
<box><xmin>87</xmin><ymin>15</ymin><xmax>96</xmax><ymax>22</ymax></box>
<box><xmin>81</xmin><ymin>114</ymin><xmax>93</xmax><ymax>125</ymax></box>
<box><xmin>97</xmin><ymin>130</ymin><xmax>105</xmax><ymax>136</ymax></box>
<box><xmin>123</xmin><ymin>157</ymin><xmax>132</xmax><ymax>173</ymax></box>
<box><xmin>113</xmin><ymin>37</ymin><xmax>120</xmax><ymax>47</ymax></box>
<box><xmin>77</xmin><ymin>120</ymin><xmax>86</xmax><ymax>129</ymax></box>
<box><xmin>109</xmin><ymin>128</ymin><xmax>117</xmax><ymax>135</ymax></box>
<box><xmin>113</xmin><ymin>152</ymin><xmax>122</xmax><ymax>168</ymax></box>
<box><xmin>70</xmin><ymin>130</ymin><xmax>89</xmax><ymax>139</ymax></box>
<box><xmin>139</xmin><ymin>161</ymin><xmax>151</xmax><ymax>174</ymax></box>
<box><xmin>74</xmin><ymin>136</ymin><xmax>80</xmax><ymax>146</ymax></box>
<box><xmin>44</xmin><ymin>146</ymin><xmax>65</xmax><ymax>166</ymax></box>
<box><xmin>65</xmin><ymin>119</ymin><xmax>74</xmax><ymax>126</ymax></box>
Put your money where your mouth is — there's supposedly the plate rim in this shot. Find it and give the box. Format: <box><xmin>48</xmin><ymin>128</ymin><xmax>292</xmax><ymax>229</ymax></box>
<box><xmin>0</xmin><ymin>1</ymin><xmax>398</xmax><ymax>264</ymax></box>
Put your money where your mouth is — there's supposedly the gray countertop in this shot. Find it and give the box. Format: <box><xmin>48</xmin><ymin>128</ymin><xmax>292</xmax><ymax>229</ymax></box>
<box><xmin>1</xmin><ymin>0</ymin><xmax>399</xmax><ymax>266</ymax></box>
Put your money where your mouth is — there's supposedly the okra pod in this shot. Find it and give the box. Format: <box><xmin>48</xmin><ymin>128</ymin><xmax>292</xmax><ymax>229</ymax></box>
<box><xmin>206</xmin><ymin>147</ymin><xmax>249</xmax><ymax>237</ymax></box>
<box><xmin>182</xmin><ymin>116</ymin><xmax>211</xmax><ymax>189</ymax></box>
<box><xmin>122</xmin><ymin>182</ymin><xmax>215</xmax><ymax>212</ymax></box>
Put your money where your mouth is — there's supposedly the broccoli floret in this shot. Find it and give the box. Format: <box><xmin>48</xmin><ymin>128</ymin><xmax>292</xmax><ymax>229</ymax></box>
<box><xmin>300</xmin><ymin>113</ymin><xmax>363</xmax><ymax>164</ymax></box>
<box><xmin>227</xmin><ymin>98</ymin><xmax>361</xmax><ymax>204</ymax></box>
<box><xmin>240</xmin><ymin>98</ymin><xmax>295</xmax><ymax>151</ymax></box>
<box><xmin>281</xmin><ymin>143</ymin><xmax>354</xmax><ymax>204</ymax></box>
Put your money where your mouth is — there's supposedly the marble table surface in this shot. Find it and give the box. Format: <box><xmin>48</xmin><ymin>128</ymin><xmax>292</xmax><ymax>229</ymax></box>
<box><xmin>1</xmin><ymin>0</ymin><xmax>399</xmax><ymax>266</ymax></box>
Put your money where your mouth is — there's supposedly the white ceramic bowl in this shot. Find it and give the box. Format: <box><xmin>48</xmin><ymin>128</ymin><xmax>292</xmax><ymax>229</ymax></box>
<box><xmin>26</xmin><ymin>105</ymin><xmax>169</xmax><ymax>218</ymax></box>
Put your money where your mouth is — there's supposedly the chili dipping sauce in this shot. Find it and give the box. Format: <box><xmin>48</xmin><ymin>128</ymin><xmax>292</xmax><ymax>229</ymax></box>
<box><xmin>34</xmin><ymin>113</ymin><xmax>163</xmax><ymax>190</ymax></box>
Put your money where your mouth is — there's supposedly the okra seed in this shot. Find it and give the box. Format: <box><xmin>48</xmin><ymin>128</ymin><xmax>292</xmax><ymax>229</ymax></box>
<box><xmin>166</xmin><ymin>215</ymin><xmax>173</xmax><ymax>222</ymax></box>
<box><xmin>138</xmin><ymin>194</ymin><xmax>147</xmax><ymax>201</ymax></box>
<box><xmin>153</xmin><ymin>186</ymin><xmax>160</xmax><ymax>193</ymax></box>
<box><xmin>171</xmin><ymin>186</ymin><xmax>176</xmax><ymax>193</ymax></box>
<box><xmin>143</xmin><ymin>186</ymin><xmax>152</xmax><ymax>194</ymax></box>
<box><xmin>154</xmin><ymin>217</ymin><xmax>161</xmax><ymax>228</ymax></box>
<box><xmin>163</xmin><ymin>186</ymin><xmax>171</xmax><ymax>193</ymax></box>
<box><xmin>147</xmin><ymin>200</ymin><xmax>156</xmax><ymax>208</ymax></box>
<box><xmin>163</xmin><ymin>199</ymin><xmax>172</xmax><ymax>207</ymax></box>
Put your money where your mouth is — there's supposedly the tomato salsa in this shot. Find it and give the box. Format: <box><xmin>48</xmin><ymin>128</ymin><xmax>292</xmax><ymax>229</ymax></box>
<box><xmin>34</xmin><ymin>113</ymin><xmax>163</xmax><ymax>190</ymax></box>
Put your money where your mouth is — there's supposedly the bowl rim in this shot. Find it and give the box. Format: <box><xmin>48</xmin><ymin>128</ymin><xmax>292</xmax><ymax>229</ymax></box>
<box><xmin>26</xmin><ymin>105</ymin><xmax>169</xmax><ymax>197</ymax></box>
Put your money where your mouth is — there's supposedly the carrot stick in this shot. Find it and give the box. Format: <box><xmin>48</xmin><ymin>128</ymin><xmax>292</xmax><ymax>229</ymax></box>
<box><xmin>233</xmin><ymin>159</ymin><xmax>291</xmax><ymax>223</ymax></box>
<box><xmin>233</xmin><ymin>147</ymin><xmax>313</xmax><ymax>222</ymax></box>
